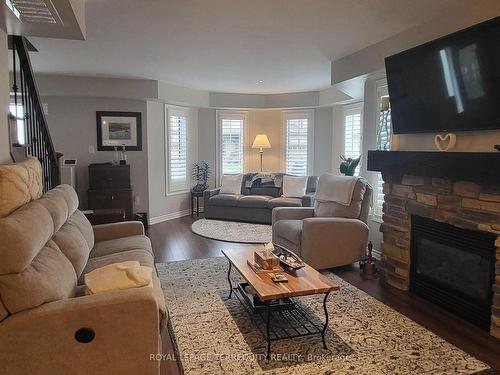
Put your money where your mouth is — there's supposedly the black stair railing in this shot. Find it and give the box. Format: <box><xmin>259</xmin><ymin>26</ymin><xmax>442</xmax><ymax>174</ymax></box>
<box><xmin>10</xmin><ymin>35</ymin><xmax>59</xmax><ymax>192</ymax></box>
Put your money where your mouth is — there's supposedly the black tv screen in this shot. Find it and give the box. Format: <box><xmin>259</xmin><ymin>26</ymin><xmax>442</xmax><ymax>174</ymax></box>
<box><xmin>385</xmin><ymin>17</ymin><xmax>500</xmax><ymax>134</ymax></box>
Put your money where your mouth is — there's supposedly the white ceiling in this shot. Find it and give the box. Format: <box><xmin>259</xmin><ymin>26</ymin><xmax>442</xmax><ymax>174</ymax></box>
<box><xmin>28</xmin><ymin>0</ymin><xmax>467</xmax><ymax>94</ymax></box>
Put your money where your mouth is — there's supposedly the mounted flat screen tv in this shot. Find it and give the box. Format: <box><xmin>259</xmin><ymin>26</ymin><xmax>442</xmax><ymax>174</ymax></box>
<box><xmin>385</xmin><ymin>17</ymin><xmax>500</xmax><ymax>134</ymax></box>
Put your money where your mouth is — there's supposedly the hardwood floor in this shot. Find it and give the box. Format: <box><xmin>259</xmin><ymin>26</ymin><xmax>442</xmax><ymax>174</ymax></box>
<box><xmin>150</xmin><ymin>215</ymin><xmax>500</xmax><ymax>374</ymax></box>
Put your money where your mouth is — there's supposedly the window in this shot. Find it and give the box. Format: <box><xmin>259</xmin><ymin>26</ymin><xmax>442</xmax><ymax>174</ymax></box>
<box><xmin>216</xmin><ymin>111</ymin><xmax>248</xmax><ymax>183</ymax></box>
<box><xmin>374</xmin><ymin>80</ymin><xmax>392</xmax><ymax>217</ymax></box>
<box><xmin>166</xmin><ymin>105</ymin><xmax>189</xmax><ymax>193</ymax></box>
<box><xmin>342</xmin><ymin>104</ymin><xmax>363</xmax><ymax>175</ymax></box>
<box><xmin>9</xmin><ymin>103</ymin><xmax>26</xmax><ymax>145</ymax></box>
<box><xmin>283</xmin><ymin>110</ymin><xmax>314</xmax><ymax>176</ymax></box>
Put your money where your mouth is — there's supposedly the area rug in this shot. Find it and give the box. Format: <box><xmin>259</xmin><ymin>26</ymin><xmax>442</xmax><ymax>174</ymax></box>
<box><xmin>191</xmin><ymin>218</ymin><xmax>272</xmax><ymax>244</ymax></box>
<box><xmin>157</xmin><ymin>257</ymin><xmax>489</xmax><ymax>374</ymax></box>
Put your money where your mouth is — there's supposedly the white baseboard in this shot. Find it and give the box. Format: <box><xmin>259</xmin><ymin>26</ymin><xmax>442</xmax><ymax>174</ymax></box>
<box><xmin>149</xmin><ymin>209</ymin><xmax>191</xmax><ymax>225</ymax></box>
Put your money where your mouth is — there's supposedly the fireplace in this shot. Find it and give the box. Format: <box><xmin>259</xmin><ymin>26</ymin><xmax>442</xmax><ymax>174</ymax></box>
<box><xmin>367</xmin><ymin>150</ymin><xmax>500</xmax><ymax>338</ymax></box>
<box><xmin>410</xmin><ymin>215</ymin><xmax>496</xmax><ymax>330</ymax></box>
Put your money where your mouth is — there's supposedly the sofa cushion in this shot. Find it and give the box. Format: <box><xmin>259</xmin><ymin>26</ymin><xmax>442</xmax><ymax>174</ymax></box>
<box><xmin>52</xmin><ymin>220</ymin><xmax>91</xmax><ymax>278</ymax></box>
<box><xmin>220</xmin><ymin>174</ymin><xmax>243</xmax><ymax>194</ymax></box>
<box><xmin>36</xmin><ymin>187</ymin><xmax>70</xmax><ymax>233</ymax></box>
<box><xmin>209</xmin><ymin>194</ymin><xmax>241</xmax><ymax>207</ymax></box>
<box><xmin>0</xmin><ymin>240</ymin><xmax>77</xmax><ymax>314</ymax></box>
<box><xmin>238</xmin><ymin>195</ymin><xmax>273</xmax><ymax>208</ymax></box>
<box><xmin>67</xmin><ymin>210</ymin><xmax>95</xmax><ymax>250</ymax></box>
<box><xmin>282</xmin><ymin>175</ymin><xmax>308</xmax><ymax>198</ymax></box>
<box><xmin>80</xmin><ymin>249</ymin><xmax>154</xmax><ymax>285</ymax></box>
<box><xmin>268</xmin><ymin>197</ymin><xmax>302</xmax><ymax>209</ymax></box>
<box><xmin>314</xmin><ymin>179</ymin><xmax>367</xmax><ymax>219</ymax></box>
<box><xmin>0</xmin><ymin>201</ymin><xmax>55</xmax><ymax>274</ymax></box>
<box><xmin>0</xmin><ymin>156</ymin><xmax>43</xmax><ymax>218</ymax></box>
<box><xmin>273</xmin><ymin>219</ymin><xmax>303</xmax><ymax>245</ymax></box>
<box><xmin>91</xmin><ymin>235</ymin><xmax>153</xmax><ymax>258</ymax></box>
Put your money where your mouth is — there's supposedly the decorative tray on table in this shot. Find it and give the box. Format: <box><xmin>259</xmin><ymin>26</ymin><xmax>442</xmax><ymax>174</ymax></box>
<box><xmin>272</xmin><ymin>244</ymin><xmax>306</xmax><ymax>270</ymax></box>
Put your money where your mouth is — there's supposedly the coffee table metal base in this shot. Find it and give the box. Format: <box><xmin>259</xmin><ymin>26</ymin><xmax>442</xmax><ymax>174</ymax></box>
<box><xmin>227</xmin><ymin>264</ymin><xmax>330</xmax><ymax>358</ymax></box>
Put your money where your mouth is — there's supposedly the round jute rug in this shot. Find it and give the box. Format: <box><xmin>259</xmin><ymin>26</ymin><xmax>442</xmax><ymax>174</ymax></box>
<box><xmin>191</xmin><ymin>218</ymin><xmax>272</xmax><ymax>244</ymax></box>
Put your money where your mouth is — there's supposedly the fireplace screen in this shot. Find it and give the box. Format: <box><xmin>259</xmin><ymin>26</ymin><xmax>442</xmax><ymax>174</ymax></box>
<box><xmin>410</xmin><ymin>215</ymin><xmax>495</xmax><ymax>330</ymax></box>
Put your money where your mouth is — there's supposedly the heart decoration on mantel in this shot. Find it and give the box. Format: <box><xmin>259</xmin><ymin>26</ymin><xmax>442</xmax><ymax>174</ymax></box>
<box><xmin>434</xmin><ymin>133</ymin><xmax>457</xmax><ymax>152</ymax></box>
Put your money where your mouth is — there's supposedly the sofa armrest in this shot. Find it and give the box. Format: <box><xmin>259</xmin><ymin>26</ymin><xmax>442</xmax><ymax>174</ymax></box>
<box><xmin>203</xmin><ymin>188</ymin><xmax>221</xmax><ymax>207</ymax></box>
<box><xmin>272</xmin><ymin>207</ymin><xmax>315</xmax><ymax>225</ymax></box>
<box><xmin>301</xmin><ymin>193</ymin><xmax>315</xmax><ymax>207</ymax></box>
<box><xmin>93</xmin><ymin>221</ymin><xmax>145</xmax><ymax>242</ymax></box>
<box><xmin>0</xmin><ymin>287</ymin><xmax>161</xmax><ymax>374</ymax></box>
<box><xmin>301</xmin><ymin>217</ymin><xmax>369</xmax><ymax>269</ymax></box>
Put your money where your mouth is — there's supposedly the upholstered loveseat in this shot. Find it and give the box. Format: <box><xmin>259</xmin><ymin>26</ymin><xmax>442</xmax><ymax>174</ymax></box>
<box><xmin>0</xmin><ymin>184</ymin><xmax>166</xmax><ymax>375</ymax></box>
<box><xmin>204</xmin><ymin>173</ymin><xmax>318</xmax><ymax>224</ymax></box>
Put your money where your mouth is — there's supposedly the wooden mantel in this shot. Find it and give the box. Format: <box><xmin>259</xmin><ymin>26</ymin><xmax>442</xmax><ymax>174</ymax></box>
<box><xmin>367</xmin><ymin>151</ymin><xmax>500</xmax><ymax>185</ymax></box>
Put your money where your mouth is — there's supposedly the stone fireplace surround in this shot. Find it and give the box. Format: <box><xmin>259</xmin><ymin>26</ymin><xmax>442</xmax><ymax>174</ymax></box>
<box><xmin>367</xmin><ymin>151</ymin><xmax>500</xmax><ymax>339</ymax></box>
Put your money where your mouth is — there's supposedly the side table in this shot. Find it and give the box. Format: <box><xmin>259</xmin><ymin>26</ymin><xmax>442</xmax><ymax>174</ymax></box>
<box><xmin>191</xmin><ymin>190</ymin><xmax>204</xmax><ymax>217</ymax></box>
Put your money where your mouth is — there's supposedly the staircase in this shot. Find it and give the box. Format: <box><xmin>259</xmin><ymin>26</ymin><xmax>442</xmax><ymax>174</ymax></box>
<box><xmin>9</xmin><ymin>35</ymin><xmax>60</xmax><ymax>192</ymax></box>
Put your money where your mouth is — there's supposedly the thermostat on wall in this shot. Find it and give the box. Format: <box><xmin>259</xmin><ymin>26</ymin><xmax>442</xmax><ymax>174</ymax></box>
<box><xmin>63</xmin><ymin>159</ymin><xmax>77</xmax><ymax>166</ymax></box>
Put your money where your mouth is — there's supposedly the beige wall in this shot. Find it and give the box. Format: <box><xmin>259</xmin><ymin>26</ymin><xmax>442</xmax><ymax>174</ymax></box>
<box><xmin>43</xmin><ymin>96</ymin><xmax>149</xmax><ymax>213</ymax></box>
<box><xmin>247</xmin><ymin>110</ymin><xmax>283</xmax><ymax>172</ymax></box>
<box><xmin>0</xmin><ymin>28</ymin><xmax>10</xmax><ymax>164</ymax></box>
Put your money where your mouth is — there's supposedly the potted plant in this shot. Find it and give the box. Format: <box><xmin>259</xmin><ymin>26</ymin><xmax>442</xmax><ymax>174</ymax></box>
<box><xmin>192</xmin><ymin>161</ymin><xmax>210</xmax><ymax>192</ymax></box>
<box><xmin>339</xmin><ymin>155</ymin><xmax>361</xmax><ymax>176</ymax></box>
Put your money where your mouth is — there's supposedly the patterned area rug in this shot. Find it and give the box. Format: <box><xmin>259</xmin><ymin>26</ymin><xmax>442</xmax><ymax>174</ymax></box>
<box><xmin>157</xmin><ymin>257</ymin><xmax>489</xmax><ymax>374</ymax></box>
<box><xmin>191</xmin><ymin>219</ymin><xmax>272</xmax><ymax>243</ymax></box>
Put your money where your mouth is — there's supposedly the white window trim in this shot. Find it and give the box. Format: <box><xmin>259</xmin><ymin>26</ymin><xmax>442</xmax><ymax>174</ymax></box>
<box><xmin>341</xmin><ymin>102</ymin><xmax>363</xmax><ymax>176</ymax></box>
<box><xmin>281</xmin><ymin>109</ymin><xmax>315</xmax><ymax>176</ymax></box>
<box><xmin>165</xmin><ymin>104</ymin><xmax>190</xmax><ymax>195</ymax></box>
<box><xmin>371</xmin><ymin>78</ymin><xmax>390</xmax><ymax>219</ymax></box>
<box><xmin>216</xmin><ymin>110</ymin><xmax>249</xmax><ymax>186</ymax></box>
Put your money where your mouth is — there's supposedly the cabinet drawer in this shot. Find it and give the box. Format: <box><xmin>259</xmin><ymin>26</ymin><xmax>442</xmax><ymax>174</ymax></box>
<box><xmin>88</xmin><ymin>190</ymin><xmax>132</xmax><ymax>219</ymax></box>
<box><xmin>88</xmin><ymin>165</ymin><xmax>130</xmax><ymax>189</ymax></box>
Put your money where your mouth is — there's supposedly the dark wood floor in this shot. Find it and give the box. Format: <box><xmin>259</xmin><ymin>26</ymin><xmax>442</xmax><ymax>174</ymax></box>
<box><xmin>150</xmin><ymin>215</ymin><xmax>500</xmax><ymax>374</ymax></box>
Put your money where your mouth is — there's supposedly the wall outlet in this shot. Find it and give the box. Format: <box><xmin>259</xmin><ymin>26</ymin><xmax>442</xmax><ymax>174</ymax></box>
<box><xmin>134</xmin><ymin>196</ymin><xmax>140</xmax><ymax>206</ymax></box>
<box><xmin>89</xmin><ymin>145</ymin><xmax>95</xmax><ymax>154</ymax></box>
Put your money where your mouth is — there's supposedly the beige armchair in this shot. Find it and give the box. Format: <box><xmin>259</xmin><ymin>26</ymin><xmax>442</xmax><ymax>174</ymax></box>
<box><xmin>272</xmin><ymin>177</ymin><xmax>372</xmax><ymax>270</ymax></box>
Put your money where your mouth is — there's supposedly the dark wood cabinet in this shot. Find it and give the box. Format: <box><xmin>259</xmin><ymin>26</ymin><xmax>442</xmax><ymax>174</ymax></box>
<box><xmin>88</xmin><ymin>164</ymin><xmax>133</xmax><ymax>219</ymax></box>
<box><xmin>89</xmin><ymin>164</ymin><xmax>130</xmax><ymax>189</ymax></box>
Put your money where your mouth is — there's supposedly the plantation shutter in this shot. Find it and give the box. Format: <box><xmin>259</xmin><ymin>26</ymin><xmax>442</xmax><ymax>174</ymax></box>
<box><xmin>221</xmin><ymin>117</ymin><xmax>244</xmax><ymax>175</ymax></box>
<box><xmin>343</xmin><ymin>107</ymin><xmax>362</xmax><ymax>176</ymax></box>
<box><xmin>167</xmin><ymin>108</ymin><xmax>189</xmax><ymax>192</ymax></box>
<box><xmin>285</xmin><ymin>117</ymin><xmax>309</xmax><ymax>176</ymax></box>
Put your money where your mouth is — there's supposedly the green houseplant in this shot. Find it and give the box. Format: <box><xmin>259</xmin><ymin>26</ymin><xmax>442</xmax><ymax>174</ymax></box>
<box><xmin>339</xmin><ymin>155</ymin><xmax>361</xmax><ymax>176</ymax></box>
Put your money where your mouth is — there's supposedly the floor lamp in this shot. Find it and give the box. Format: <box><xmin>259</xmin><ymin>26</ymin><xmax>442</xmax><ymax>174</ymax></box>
<box><xmin>252</xmin><ymin>134</ymin><xmax>271</xmax><ymax>172</ymax></box>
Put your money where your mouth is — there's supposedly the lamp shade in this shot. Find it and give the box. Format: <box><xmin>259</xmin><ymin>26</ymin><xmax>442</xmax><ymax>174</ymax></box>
<box><xmin>252</xmin><ymin>134</ymin><xmax>271</xmax><ymax>149</ymax></box>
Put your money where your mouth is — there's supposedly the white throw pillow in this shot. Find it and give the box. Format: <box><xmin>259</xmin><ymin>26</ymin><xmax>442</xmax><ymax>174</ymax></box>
<box><xmin>220</xmin><ymin>174</ymin><xmax>243</xmax><ymax>194</ymax></box>
<box><xmin>282</xmin><ymin>175</ymin><xmax>308</xmax><ymax>198</ymax></box>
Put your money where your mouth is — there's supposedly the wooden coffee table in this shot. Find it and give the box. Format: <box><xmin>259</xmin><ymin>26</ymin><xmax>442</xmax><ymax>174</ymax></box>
<box><xmin>222</xmin><ymin>247</ymin><xmax>339</xmax><ymax>358</ymax></box>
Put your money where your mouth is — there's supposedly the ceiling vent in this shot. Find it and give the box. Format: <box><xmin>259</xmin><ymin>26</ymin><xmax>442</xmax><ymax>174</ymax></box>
<box><xmin>9</xmin><ymin>0</ymin><xmax>62</xmax><ymax>24</ymax></box>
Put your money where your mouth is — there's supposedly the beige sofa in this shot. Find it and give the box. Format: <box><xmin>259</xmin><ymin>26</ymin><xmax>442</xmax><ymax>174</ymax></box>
<box><xmin>272</xmin><ymin>177</ymin><xmax>372</xmax><ymax>270</ymax></box>
<box><xmin>0</xmin><ymin>184</ymin><xmax>166</xmax><ymax>375</ymax></box>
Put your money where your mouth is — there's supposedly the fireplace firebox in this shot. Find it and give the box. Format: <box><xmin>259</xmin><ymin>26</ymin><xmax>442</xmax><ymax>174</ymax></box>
<box><xmin>410</xmin><ymin>215</ymin><xmax>496</xmax><ymax>330</ymax></box>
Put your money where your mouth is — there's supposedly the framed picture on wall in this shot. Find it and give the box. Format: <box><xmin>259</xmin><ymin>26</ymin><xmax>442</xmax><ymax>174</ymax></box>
<box><xmin>96</xmin><ymin>111</ymin><xmax>142</xmax><ymax>151</ymax></box>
